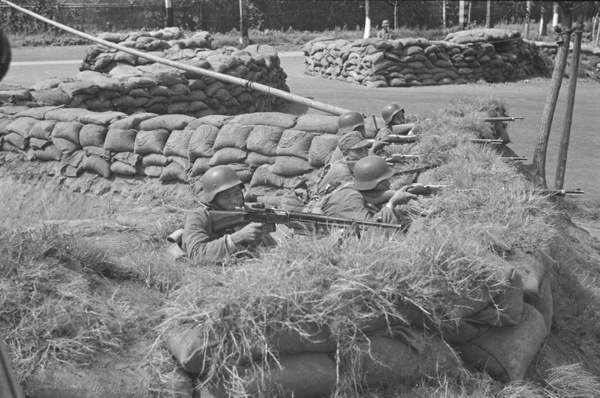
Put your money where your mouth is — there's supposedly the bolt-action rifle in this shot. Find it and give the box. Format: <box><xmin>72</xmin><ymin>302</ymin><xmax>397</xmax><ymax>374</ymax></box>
<box><xmin>380</xmin><ymin>134</ymin><xmax>420</xmax><ymax>144</ymax></box>
<box><xmin>385</xmin><ymin>154</ymin><xmax>422</xmax><ymax>164</ymax></box>
<box><xmin>533</xmin><ymin>188</ymin><xmax>584</xmax><ymax>196</ymax></box>
<box><xmin>209</xmin><ymin>203</ymin><xmax>406</xmax><ymax>233</ymax></box>
<box><xmin>502</xmin><ymin>156</ymin><xmax>528</xmax><ymax>162</ymax></box>
<box><xmin>361</xmin><ymin>184</ymin><xmax>447</xmax><ymax>205</ymax></box>
<box><xmin>483</xmin><ymin>117</ymin><xmax>525</xmax><ymax>122</ymax></box>
<box><xmin>471</xmin><ymin>138</ymin><xmax>504</xmax><ymax>145</ymax></box>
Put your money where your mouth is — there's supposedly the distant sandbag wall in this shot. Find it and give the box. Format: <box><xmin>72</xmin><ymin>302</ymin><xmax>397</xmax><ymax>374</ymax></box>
<box><xmin>302</xmin><ymin>29</ymin><xmax>548</xmax><ymax>88</ymax></box>
<box><xmin>0</xmin><ymin>106</ymin><xmax>347</xmax><ymax>190</ymax></box>
<box><xmin>1</xmin><ymin>29</ymin><xmax>289</xmax><ymax>117</ymax></box>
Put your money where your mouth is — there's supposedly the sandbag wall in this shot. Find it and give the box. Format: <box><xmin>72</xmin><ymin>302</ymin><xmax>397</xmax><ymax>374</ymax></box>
<box><xmin>0</xmin><ymin>106</ymin><xmax>347</xmax><ymax>190</ymax></box>
<box><xmin>302</xmin><ymin>36</ymin><xmax>546</xmax><ymax>88</ymax></box>
<box><xmin>1</xmin><ymin>31</ymin><xmax>289</xmax><ymax>117</ymax></box>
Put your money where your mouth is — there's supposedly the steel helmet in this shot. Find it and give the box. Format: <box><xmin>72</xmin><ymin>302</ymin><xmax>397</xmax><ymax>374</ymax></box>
<box><xmin>202</xmin><ymin>165</ymin><xmax>243</xmax><ymax>202</ymax></box>
<box><xmin>381</xmin><ymin>103</ymin><xmax>404</xmax><ymax>125</ymax></box>
<box><xmin>353</xmin><ymin>156</ymin><xmax>395</xmax><ymax>191</ymax></box>
<box><xmin>382</xmin><ymin>20</ymin><xmax>390</xmax><ymax>27</ymax></box>
<box><xmin>338</xmin><ymin>111</ymin><xmax>365</xmax><ymax>135</ymax></box>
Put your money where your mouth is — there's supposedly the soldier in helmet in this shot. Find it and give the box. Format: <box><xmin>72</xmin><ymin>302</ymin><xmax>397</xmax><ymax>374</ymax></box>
<box><xmin>377</xmin><ymin>19</ymin><xmax>392</xmax><ymax>40</ymax></box>
<box><xmin>182</xmin><ymin>165</ymin><xmax>275</xmax><ymax>263</ymax></box>
<box><xmin>330</xmin><ymin>111</ymin><xmax>388</xmax><ymax>164</ymax></box>
<box><xmin>376</xmin><ymin>103</ymin><xmax>415</xmax><ymax>140</ymax></box>
<box><xmin>318</xmin><ymin>156</ymin><xmax>417</xmax><ymax>223</ymax></box>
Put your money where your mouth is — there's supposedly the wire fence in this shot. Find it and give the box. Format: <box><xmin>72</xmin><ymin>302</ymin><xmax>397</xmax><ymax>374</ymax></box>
<box><xmin>1</xmin><ymin>0</ymin><xmax>598</xmax><ymax>34</ymax></box>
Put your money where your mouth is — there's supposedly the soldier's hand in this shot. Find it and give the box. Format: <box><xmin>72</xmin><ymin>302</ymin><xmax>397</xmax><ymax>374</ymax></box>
<box><xmin>370</xmin><ymin>140</ymin><xmax>389</xmax><ymax>153</ymax></box>
<box><xmin>388</xmin><ymin>186</ymin><xmax>418</xmax><ymax>207</ymax></box>
<box><xmin>231</xmin><ymin>222</ymin><xmax>266</xmax><ymax>244</ymax></box>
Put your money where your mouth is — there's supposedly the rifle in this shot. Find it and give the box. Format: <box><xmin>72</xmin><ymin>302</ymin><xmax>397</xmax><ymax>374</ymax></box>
<box><xmin>406</xmin><ymin>183</ymin><xmax>447</xmax><ymax>196</ymax></box>
<box><xmin>483</xmin><ymin>117</ymin><xmax>525</xmax><ymax>122</ymax></box>
<box><xmin>208</xmin><ymin>203</ymin><xmax>405</xmax><ymax>233</ymax></box>
<box><xmin>392</xmin><ymin>164</ymin><xmax>439</xmax><ymax>176</ymax></box>
<box><xmin>533</xmin><ymin>188</ymin><xmax>584</xmax><ymax>196</ymax></box>
<box><xmin>471</xmin><ymin>138</ymin><xmax>504</xmax><ymax>145</ymax></box>
<box><xmin>382</xmin><ymin>134</ymin><xmax>419</xmax><ymax>144</ymax></box>
<box><xmin>391</xmin><ymin>123</ymin><xmax>415</xmax><ymax>135</ymax></box>
<box><xmin>1</xmin><ymin>338</ymin><xmax>23</xmax><ymax>398</ymax></box>
<box><xmin>502</xmin><ymin>156</ymin><xmax>528</xmax><ymax>162</ymax></box>
<box><xmin>385</xmin><ymin>154</ymin><xmax>422</xmax><ymax>164</ymax></box>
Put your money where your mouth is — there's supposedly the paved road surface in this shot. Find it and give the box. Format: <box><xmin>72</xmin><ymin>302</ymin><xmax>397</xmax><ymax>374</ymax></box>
<box><xmin>3</xmin><ymin>45</ymin><xmax>599</xmax><ymax>198</ymax></box>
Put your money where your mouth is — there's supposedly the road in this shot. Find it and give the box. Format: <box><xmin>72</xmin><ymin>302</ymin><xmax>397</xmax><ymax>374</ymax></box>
<box><xmin>3</xmin><ymin>45</ymin><xmax>599</xmax><ymax>199</ymax></box>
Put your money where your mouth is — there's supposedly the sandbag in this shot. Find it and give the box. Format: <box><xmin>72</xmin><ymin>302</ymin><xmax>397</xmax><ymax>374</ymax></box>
<box><xmin>138</xmin><ymin>114</ymin><xmax>195</xmax><ymax>131</ymax></box>
<box><xmin>271</xmin><ymin>156</ymin><xmax>313</xmax><ymax>177</ymax></box>
<box><xmin>29</xmin><ymin>137</ymin><xmax>51</xmax><ymax>150</ymax></box>
<box><xmin>229</xmin><ymin>163</ymin><xmax>253</xmax><ymax>184</ymax></box>
<box><xmin>78</xmin><ymin>111</ymin><xmax>126</xmax><ymax>126</ymax></box>
<box><xmin>110</xmin><ymin>161</ymin><xmax>137</xmax><ymax>176</ymax></box>
<box><xmin>168</xmin><ymin>155</ymin><xmax>189</xmax><ymax>170</ymax></box>
<box><xmin>159</xmin><ymin>162</ymin><xmax>189</xmax><ymax>183</ymax></box>
<box><xmin>0</xmin><ymin>118</ymin><xmax>14</xmax><ymax>135</ymax></box>
<box><xmin>186</xmin><ymin>115</ymin><xmax>231</xmax><ymax>129</ymax></box>
<box><xmin>59</xmin><ymin>80</ymin><xmax>100</xmax><ymax>97</ymax></box>
<box><xmin>45</xmin><ymin>108</ymin><xmax>93</xmax><ymax>123</ymax></box>
<box><xmin>6</xmin><ymin>117</ymin><xmax>38</xmax><ymax>138</ymax></box>
<box><xmin>250</xmin><ymin>164</ymin><xmax>284</xmax><ymax>188</ymax></box>
<box><xmin>142</xmin><ymin>153</ymin><xmax>170</xmax><ymax>167</ymax></box>
<box><xmin>246</xmin><ymin>125</ymin><xmax>284</xmax><ymax>156</ymax></box>
<box><xmin>134</xmin><ymin>129</ymin><xmax>170</xmax><ymax>155</ymax></box>
<box><xmin>294</xmin><ymin>114</ymin><xmax>338</xmax><ymax>134</ymax></box>
<box><xmin>213</xmin><ymin>123</ymin><xmax>253</xmax><ymax>150</ymax></box>
<box><xmin>164</xmin><ymin>129</ymin><xmax>194</xmax><ymax>158</ymax></box>
<box><xmin>104</xmin><ymin>128</ymin><xmax>138</xmax><ymax>153</ymax></box>
<box><xmin>51</xmin><ymin>121</ymin><xmax>84</xmax><ymax>145</ymax></box>
<box><xmin>455</xmin><ymin>303</ymin><xmax>548</xmax><ymax>382</ymax></box>
<box><xmin>246</xmin><ymin>152</ymin><xmax>276</xmax><ymax>167</ymax></box>
<box><xmin>189</xmin><ymin>157</ymin><xmax>211</xmax><ymax>178</ymax></box>
<box><xmin>80</xmin><ymin>155</ymin><xmax>112</xmax><ymax>179</ymax></box>
<box><xmin>79</xmin><ymin>124</ymin><xmax>108</xmax><ymax>148</ymax></box>
<box><xmin>232</xmin><ymin>112</ymin><xmax>297</xmax><ymax>128</ymax></box>
<box><xmin>29</xmin><ymin>120</ymin><xmax>57</xmax><ymax>140</ymax></box>
<box><xmin>308</xmin><ymin>134</ymin><xmax>338</xmax><ymax>167</ymax></box>
<box><xmin>267</xmin><ymin>324</ymin><xmax>335</xmax><ymax>355</ymax></box>
<box><xmin>140</xmin><ymin>165</ymin><xmax>163</xmax><ymax>178</ymax></box>
<box><xmin>112</xmin><ymin>152</ymin><xmax>140</xmax><ymax>167</ymax></box>
<box><xmin>244</xmin><ymin>353</ymin><xmax>336</xmax><ymax>398</ymax></box>
<box><xmin>209</xmin><ymin>147</ymin><xmax>247</xmax><ymax>166</ymax></box>
<box><xmin>109</xmin><ymin>112</ymin><xmax>157</xmax><ymax>129</ymax></box>
<box><xmin>52</xmin><ymin>137</ymin><xmax>81</xmax><ymax>156</ymax></box>
<box><xmin>30</xmin><ymin>88</ymin><xmax>71</xmax><ymax>106</ymax></box>
<box><xmin>84</xmin><ymin>146</ymin><xmax>110</xmax><ymax>160</ymax></box>
<box><xmin>354</xmin><ymin>334</ymin><xmax>460</xmax><ymax>389</ymax></box>
<box><xmin>33</xmin><ymin>145</ymin><xmax>62</xmax><ymax>161</ymax></box>
<box><xmin>15</xmin><ymin>105</ymin><xmax>60</xmax><ymax>119</ymax></box>
<box><xmin>4</xmin><ymin>132</ymin><xmax>28</xmax><ymax>149</ymax></box>
<box><xmin>187</xmin><ymin>125</ymin><xmax>219</xmax><ymax>161</ymax></box>
<box><xmin>276</xmin><ymin>129</ymin><xmax>315</xmax><ymax>160</ymax></box>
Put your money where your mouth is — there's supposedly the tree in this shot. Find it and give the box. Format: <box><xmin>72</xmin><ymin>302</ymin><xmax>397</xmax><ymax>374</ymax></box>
<box><xmin>386</xmin><ymin>0</ymin><xmax>400</xmax><ymax>30</ymax></box>
<box><xmin>364</xmin><ymin>0</ymin><xmax>371</xmax><ymax>39</ymax></box>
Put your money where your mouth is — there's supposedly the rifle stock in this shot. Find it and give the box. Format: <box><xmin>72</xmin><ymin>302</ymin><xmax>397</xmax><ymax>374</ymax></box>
<box><xmin>406</xmin><ymin>183</ymin><xmax>447</xmax><ymax>196</ymax></box>
<box><xmin>383</xmin><ymin>134</ymin><xmax>419</xmax><ymax>144</ymax></box>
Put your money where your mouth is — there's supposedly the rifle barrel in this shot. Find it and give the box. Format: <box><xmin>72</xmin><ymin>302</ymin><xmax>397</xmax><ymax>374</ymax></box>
<box><xmin>470</xmin><ymin>139</ymin><xmax>503</xmax><ymax>144</ymax></box>
<box><xmin>483</xmin><ymin>117</ymin><xmax>525</xmax><ymax>122</ymax></box>
<box><xmin>286</xmin><ymin>210</ymin><xmax>403</xmax><ymax>230</ymax></box>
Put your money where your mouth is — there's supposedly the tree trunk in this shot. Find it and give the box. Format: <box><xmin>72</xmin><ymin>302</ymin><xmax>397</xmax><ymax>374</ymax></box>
<box><xmin>394</xmin><ymin>1</ymin><xmax>398</xmax><ymax>30</ymax></box>
<box><xmin>443</xmin><ymin>0</ymin><xmax>447</xmax><ymax>30</ymax></box>
<box><xmin>467</xmin><ymin>1</ymin><xmax>472</xmax><ymax>25</ymax></box>
<box><xmin>165</xmin><ymin>0</ymin><xmax>173</xmax><ymax>27</ymax></box>
<box><xmin>363</xmin><ymin>0</ymin><xmax>371</xmax><ymax>39</ymax></box>
<box><xmin>239</xmin><ymin>0</ymin><xmax>249</xmax><ymax>46</ymax></box>
<box><xmin>486</xmin><ymin>0</ymin><xmax>492</xmax><ymax>28</ymax></box>
<box><xmin>532</xmin><ymin>4</ymin><xmax>573</xmax><ymax>186</ymax></box>
<box><xmin>539</xmin><ymin>2</ymin><xmax>548</xmax><ymax>36</ymax></box>
<box><xmin>552</xmin><ymin>2</ymin><xmax>560</xmax><ymax>27</ymax></box>
<box><xmin>554</xmin><ymin>22</ymin><xmax>582</xmax><ymax>190</ymax></box>
<box><xmin>524</xmin><ymin>0</ymin><xmax>532</xmax><ymax>38</ymax></box>
<box><xmin>459</xmin><ymin>0</ymin><xmax>466</xmax><ymax>29</ymax></box>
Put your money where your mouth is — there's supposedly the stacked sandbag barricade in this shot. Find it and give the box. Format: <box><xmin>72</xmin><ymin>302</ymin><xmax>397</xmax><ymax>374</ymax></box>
<box><xmin>0</xmin><ymin>28</ymin><xmax>289</xmax><ymax>117</ymax></box>
<box><xmin>0</xmin><ymin>106</ymin><xmax>354</xmax><ymax>190</ymax></box>
<box><xmin>165</xmin><ymin>250</ymin><xmax>554</xmax><ymax>396</ymax></box>
<box><xmin>302</xmin><ymin>29</ymin><xmax>550</xmax><ymax>88</ymax></box>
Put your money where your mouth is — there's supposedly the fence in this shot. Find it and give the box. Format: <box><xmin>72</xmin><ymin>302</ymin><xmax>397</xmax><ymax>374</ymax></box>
<box><xmin>1</xmin><ymin>0</ymin><xmax>598</xmax><ymax>34</ymax></box>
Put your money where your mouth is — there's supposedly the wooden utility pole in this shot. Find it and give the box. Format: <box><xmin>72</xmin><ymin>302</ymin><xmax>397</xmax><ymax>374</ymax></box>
<box><xmin>552</xmin><ymin>2</ymin><xmax>560</xmax><ymax>27</ymax></box>
<box><xmin>363</xmin><ymin>0</ymin><xmax>371</xmax><ymax>39</ymax></box>
<box><xmin>524</xmin><ymin>0</ymin><xmax>533</xmax><ymax>38</ymax></box>
<box><xmin>532</xmin><ymin>2</ymin><xmax>573</xmax><ymax>186</ymax></box>
<box><xmin>385</xmin><ymin>0</ymin><xmax>399</xmax><ymax>30</ymax></box>
<box><xmin>165</xmin><ymin>0</ymin><xmax>173</xmax><ymax>27</ymax></box>
<box><xmin>554</xmin><ymin>22</ymin><xmax>583</xmax><ymax>190</ymax></box>
<box><xmin>486</xmin><ymin>0</ymin><xmax>492</xmax><ymax>28</ymax></box>
<box><xmin>459</xmin><ymin>0</ymin><xmax>466</xmax><ymax>29</ymax></box>
<box><xmin>239</xmin><ymin>0</ymin><xmax>249</xmax><ymax>46</ymax></box>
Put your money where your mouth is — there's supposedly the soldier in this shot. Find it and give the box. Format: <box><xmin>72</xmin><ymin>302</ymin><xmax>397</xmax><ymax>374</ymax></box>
<box><xmin>330</xmin><ymin>111</ymin><xmax>387</xmax><ymax>164</ymax></box>
<box><xmin>377</xmin><ymin>19</ymin><xmax>392</xmax><ymax>40</ymax></box>
<box><xmin>315</xmin><ymin>130</ymin><xmax>372</xmax><ymax>196</ymax></box>
<box><xmin>376</xmin><ymin>103</ymin><xmax>415</xmax><ymax>140</ymax></box>
<box><xmin>182</xmin><ymin>165</ymin><xmax>275</xmax><ymax>263</ymax></box>
<box><xmin>318</xmin><ymin>156</ymin><xmax>417</xmax><ymax>223</ymax></box>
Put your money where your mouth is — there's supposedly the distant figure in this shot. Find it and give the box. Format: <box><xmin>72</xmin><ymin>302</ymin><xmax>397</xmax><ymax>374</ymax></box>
<box><xmin>377</xmin><ymin>20</ymin><xmax>392</xmax><ymax>40</ymax></box>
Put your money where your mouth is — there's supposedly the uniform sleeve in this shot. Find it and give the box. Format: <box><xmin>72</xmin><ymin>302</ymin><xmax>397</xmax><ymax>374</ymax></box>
<box><xmin>317</xmin><ymin>162</ymin><xmax>353</xmax><ymax>194</ymax></box>
<box><xmin>183</xmin><ymin>209</ymin><xmax>235</xmax><ymax>264</ymax></box>
<box><xmin>322</xmin><ymin>188</ymin><xmax>399</xmax><ymax>224</ymax></box>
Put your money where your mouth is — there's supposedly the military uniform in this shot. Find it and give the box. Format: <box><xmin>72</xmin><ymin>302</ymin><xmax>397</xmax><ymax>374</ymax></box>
<box><xmin>319</xmin><ymin>186</ymin><xmax>399</xmax><ymax>224</ymax></box>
